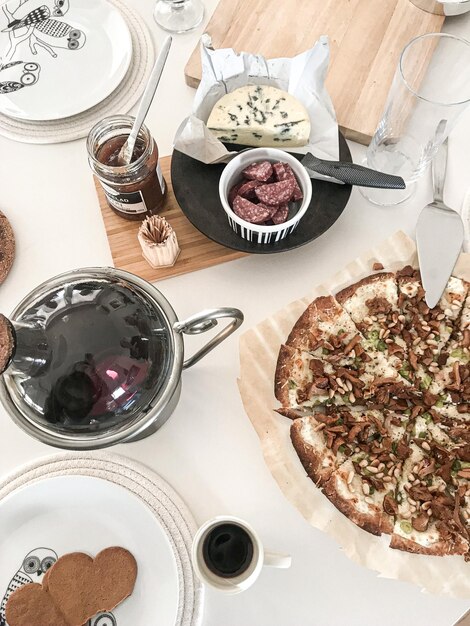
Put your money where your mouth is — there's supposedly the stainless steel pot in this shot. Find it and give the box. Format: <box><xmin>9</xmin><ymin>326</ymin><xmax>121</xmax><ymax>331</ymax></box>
<box><xmin>0</xmin><ymin>268</ymin><xmax>243</xmax><ymax>450</ymax></box>
<box><xmin>409</xmin><ymin>0</ymin><xmax>470</xmax><ymax>15</ymax></box>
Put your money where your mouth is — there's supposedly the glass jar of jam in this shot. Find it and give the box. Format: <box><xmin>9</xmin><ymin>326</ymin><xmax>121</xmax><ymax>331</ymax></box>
<box><xmin>87</xmin><ymin>115</ymin><xmax>167</xmax><ymax>221</ymax></box>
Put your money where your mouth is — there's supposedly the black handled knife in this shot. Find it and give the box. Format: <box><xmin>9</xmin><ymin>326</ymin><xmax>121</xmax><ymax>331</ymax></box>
<box><xmin>301</xmin><ymin>153</ymin><xmax>406</xmax><ymax>189</ymax></box>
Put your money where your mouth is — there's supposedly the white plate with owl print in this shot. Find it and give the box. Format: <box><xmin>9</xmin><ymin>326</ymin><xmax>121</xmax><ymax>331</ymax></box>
<box><xmin>0</xmin><ymin>475</ymin><xmax>180</xmax><ymax>625</ymax></box>
<box><xmin>0</xmin><ymin>0</ymin><xmax>132</xmax><ymax>121</ymax></box>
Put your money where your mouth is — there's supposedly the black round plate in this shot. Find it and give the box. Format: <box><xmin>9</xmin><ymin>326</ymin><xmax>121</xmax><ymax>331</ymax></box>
<box><xmin>171</xmin><ymin>132</ymin><xmax>352</xmax><ymax>254</ymax></box>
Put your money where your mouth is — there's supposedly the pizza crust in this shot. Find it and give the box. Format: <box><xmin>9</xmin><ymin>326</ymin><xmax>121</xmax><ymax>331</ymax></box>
<box><xmin>290</xmin><ymin>416</ymin><xmax>338</xmax><ymax>487</ymax></box>
<box><xmin>323</xmin><ymin>482</ymin><xmax>383</xmax><ymax>536</ymax></box>
<box><xmin>274</xmin><ymin>344</ymin><xmax>297</xmax><ymax>405</ymax></box>
<box><xmin>336</xmin><ymin>272</ymin><xmax>396</xmax><ymax>307</ymax></box>
<box><xmin>390</xmin><ymin>533</ymin><xmax>469</xmax><ymax>557</ymax></box>
<box><xmin>324</xmin><ymin>464</ymin><xmax>394</xmax><ymax>536</ymax></box>
<box><xmin>286</xmin><ymin>296</ymin><xmax>348</xmax><ymax>351</ymax></box>
<box><xmin>275</xmin><ymin>407</ymin><xmax>311</xmax><ymax>420</ymax></box>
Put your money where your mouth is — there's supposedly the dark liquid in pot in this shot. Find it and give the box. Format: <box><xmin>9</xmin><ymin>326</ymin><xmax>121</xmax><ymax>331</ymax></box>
<box><xmin>16</xmin><ymin>282</ymin><xmax>170</xmax><ymax>431</ymax></box>
<box><xmin>202</xmin><ymin>523</ymin><xmax>254</xmax><ymax>578</ymax></box>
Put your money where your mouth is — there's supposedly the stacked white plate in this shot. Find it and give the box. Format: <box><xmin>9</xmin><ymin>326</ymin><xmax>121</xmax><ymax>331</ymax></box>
<box><xmin>0</xmin><ymin>452</ymin><xmax>204</xmax><ymax>626</ymax></box>
<box><xmin>0</xmin><ymin>0</ymin><xmax>155</xmax><ymax>143</ymax></box>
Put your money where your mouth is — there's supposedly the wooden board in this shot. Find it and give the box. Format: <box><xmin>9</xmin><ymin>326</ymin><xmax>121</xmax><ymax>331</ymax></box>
<box><xmin>184</xmin><ymin>0</ymin><xmax>444</xmax><ymax>145</ymax></box>
<box><xmin>97</xmin><ymin>155</ymin><xmax>246</xmax><ymax>282</ymax></box>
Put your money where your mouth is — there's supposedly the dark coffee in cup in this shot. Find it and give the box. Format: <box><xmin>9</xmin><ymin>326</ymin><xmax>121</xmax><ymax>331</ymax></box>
<box><xmin>202</xmin><ymin>522</ymin><xmax>254</xmax><ymax>578</ymax></box>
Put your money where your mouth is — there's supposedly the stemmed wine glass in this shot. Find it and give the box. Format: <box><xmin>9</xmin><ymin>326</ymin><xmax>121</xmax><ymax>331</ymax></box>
<box><xmin>154</xmin><ymin>0</ymin><xmax>204</xmax><ymax>33</ymax></box>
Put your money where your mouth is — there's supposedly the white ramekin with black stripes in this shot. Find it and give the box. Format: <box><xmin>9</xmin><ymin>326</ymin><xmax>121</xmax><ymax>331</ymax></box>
<box><xmin>219</xmin><ymin>148</ymin><xmax>312</xmax><ymax>244</ymax></box>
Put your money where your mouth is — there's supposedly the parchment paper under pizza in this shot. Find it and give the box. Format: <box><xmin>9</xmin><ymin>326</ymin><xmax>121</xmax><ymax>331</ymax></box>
<box><xmin>238</xmin><ymin>231</ymin><xmax>470</xmax><ymax>598</ymax></box>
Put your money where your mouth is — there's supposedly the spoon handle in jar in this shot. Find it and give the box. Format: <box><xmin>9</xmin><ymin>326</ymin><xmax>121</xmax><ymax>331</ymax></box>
<box><xmin>125</xmin><ymin>35</ymin><xmax>172</xmax><ymax>161</ymax></box>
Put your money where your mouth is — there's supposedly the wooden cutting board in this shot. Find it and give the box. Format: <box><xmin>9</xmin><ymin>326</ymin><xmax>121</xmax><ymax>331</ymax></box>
<box><xmin>97</xmin><ymin>155</ymin><xmax>246</xmax><ymax>283</ymax></box>
<box><xmin>184</xmin><ymin>0</ymin><xmax>444</xmax><ymax>145</ymax></box>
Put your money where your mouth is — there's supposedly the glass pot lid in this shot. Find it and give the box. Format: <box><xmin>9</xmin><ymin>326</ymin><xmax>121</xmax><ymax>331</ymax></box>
<box><xmin>0</xmin><ymin>268</ymin><xmax>181</xmax><ymax>444</ymax></box>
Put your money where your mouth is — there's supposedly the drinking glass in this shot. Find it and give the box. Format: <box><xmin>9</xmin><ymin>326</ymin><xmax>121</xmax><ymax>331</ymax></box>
<box><xmin>361</xmin><ymin>33</ymin><xmax>470</xmax><ymax>205</ymax></box>
<box><xmin>409</xmin><ymin>0</ymin><xmax>470</xmax><ymax>16</ymax></box>
<box><xmin>154</xmin><ymin>0</ymin><xmax>204</xmax><ymax>33</ymax></box>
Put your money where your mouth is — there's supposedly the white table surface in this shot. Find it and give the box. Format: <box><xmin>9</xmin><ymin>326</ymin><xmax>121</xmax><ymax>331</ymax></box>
<box><xmin>0</xmin><ymin>2</ymin><xmax>470</xmax><ymax>625</ymax></box>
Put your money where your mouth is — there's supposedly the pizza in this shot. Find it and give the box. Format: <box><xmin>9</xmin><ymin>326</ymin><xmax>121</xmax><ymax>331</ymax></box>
<box><xmin>275</xmin><ymin>266</ymin><xmax>470</xmax><ymax>558</ymax></box>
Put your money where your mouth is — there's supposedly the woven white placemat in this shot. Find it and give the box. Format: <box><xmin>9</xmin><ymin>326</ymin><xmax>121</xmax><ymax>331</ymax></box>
<box><xmin>0</xmin><ymin>0</ymin><xmax>155</xmax><ymax>144</ymax></box>
<box><xmin>0</xmin><ymin>452</ymin><xmax>204</xmax><ymax>626</ymax></box>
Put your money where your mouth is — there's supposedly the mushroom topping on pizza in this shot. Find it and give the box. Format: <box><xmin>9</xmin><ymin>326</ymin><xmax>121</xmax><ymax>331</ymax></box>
<box><xmin>275</xmin><ymin>267</ymin><xmax>470</xmax><ymax>558</ymax></box>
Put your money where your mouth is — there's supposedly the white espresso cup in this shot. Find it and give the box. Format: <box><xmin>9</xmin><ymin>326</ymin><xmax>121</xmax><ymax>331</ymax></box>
<box><xmin>191</xmin><ymin>515</ymin><xmax>291</xmax><ymax>594</ymax></box>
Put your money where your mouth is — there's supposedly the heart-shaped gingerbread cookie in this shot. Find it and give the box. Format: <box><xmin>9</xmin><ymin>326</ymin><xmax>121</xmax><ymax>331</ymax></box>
<box><xmin>0</xmin><ymin>210</ymin><xmax>15</xmax><ymax>286</ymax></box>
<box><xmin>5</xmin><ymin>583</ymin><xmax>69</xmax><ymax>626</ymax></box>
<box><xmin>6</xmin><ymin>547</ymin><xmax>137</xmax><ymax>626</ymax></box>
<box><xmin>46</xmin><ymin>547</ymin><xmax>137</xmax><ymax>626</ymax></box>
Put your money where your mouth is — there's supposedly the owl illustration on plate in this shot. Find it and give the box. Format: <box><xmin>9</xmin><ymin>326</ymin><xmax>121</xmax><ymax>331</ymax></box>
<box><xmin>2</xmin><ymin>0</ymin><xmax>70</xmax><ymax>31</ymax></box>
<box><xmin>0</xmin><ymin>547</ymin><xmax>58</xmax><ymax>626</ymax></box>
<box><xmin>1</xmin><ymin>0</ymin><xmax>78</xmax><ymax>63</ymax></box>
<box><xmin>0</xmin><ymin>547</ymin><xmax>117</xmax><ymax>626</ymax></box>
<box><xmin>0</xmin><ymin>60</ymin><xmax>40</xmax><ymax>93</ymax></box>
<box><xmin>32</xmin><ymin>18</ymin><xmax>86</xmax><ymax>55</ymax></box>
<box><xmin>89</xmin><ymin>613</ymin><xmax>117</xmax><ymax>626</ymax></box>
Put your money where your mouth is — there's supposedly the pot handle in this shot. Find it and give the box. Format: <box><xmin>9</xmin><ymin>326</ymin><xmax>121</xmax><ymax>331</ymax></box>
<box><xmin>174</xmin><ymin>308</ymin><xmax>244</xmax><ymax>369</ymax></box>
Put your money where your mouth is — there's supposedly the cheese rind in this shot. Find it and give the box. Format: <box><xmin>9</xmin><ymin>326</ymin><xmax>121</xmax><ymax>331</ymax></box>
<box><xmin>207</xmin><ymin>85</ymin><xmax>311</xmax><ymax>147</ymax></box>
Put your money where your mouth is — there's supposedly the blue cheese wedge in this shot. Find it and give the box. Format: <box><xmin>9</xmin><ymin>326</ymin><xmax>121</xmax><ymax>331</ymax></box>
<box><xmin>206</xmin><ymin>85</ymin><xmax>311</xmax><ymax>147</ymax></box>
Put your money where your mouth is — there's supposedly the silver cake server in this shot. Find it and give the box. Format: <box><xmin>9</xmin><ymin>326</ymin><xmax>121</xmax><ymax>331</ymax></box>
<box><xmin>301</xmin><ymin>153</ymin><xmax>406</xmax><ymax>189</ymax></box>
<box><xmin>417</xmin><ymin>125</ymin><xmax>464</xmax><ymax>308</ymax></box>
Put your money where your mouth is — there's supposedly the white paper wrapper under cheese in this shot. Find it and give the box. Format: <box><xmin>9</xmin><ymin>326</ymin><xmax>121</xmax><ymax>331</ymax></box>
<box><xmin>174</xmin><ymin>36</ymin><xmax>339</xmax><ymax>179</ymax></box>
<box><xmin>138</xmin><ymin>216</ymin><xmax>180</xmax><ymax>268</ymax></box>
<box><xmin>238</xmin><ymin>230</ymin><xmax>470</xmax><ymax>599</ymax></box>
